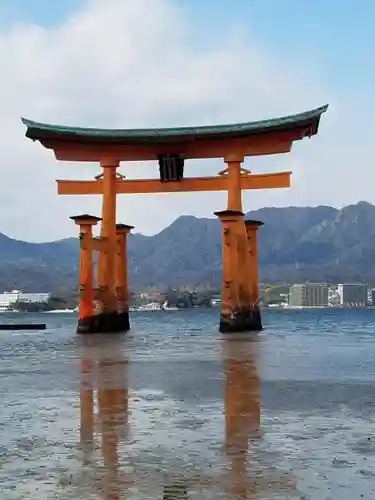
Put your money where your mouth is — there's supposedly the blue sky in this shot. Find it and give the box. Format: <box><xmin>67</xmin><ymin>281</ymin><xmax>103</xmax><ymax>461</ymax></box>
<box><xmin>187</xmin><ymin>0</ymin><xmax>373</xmax><ymax>94</ymax></box>
<box><xmin>2</xmin><ymin>0</ymin><xmax>373</xmax><ymax>90</ymax></box>
<box><xmin>0</xmin><ymin>0</ymin><xmax>82</xmax><ymax>26</ymax></box>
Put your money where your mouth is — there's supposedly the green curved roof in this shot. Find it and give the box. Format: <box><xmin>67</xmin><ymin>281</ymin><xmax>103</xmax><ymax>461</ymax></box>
<box><xmin>21</xmin><ymin>104</ymin><xmax>328</xmax><ymax>143</ymax></box>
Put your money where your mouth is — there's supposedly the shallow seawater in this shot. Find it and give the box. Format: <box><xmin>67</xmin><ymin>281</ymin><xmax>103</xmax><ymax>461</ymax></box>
<box><xmin>1</xmin><ymin>308</ymin><xmax>375</xmax><ymax>498</ymax></box>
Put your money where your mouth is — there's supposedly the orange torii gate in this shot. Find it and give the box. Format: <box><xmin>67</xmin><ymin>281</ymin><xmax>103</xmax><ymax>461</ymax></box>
<box><xmin>21</xmin><ymin>104</ymin><xmax>328</xmax><ymax>334</ymax></box>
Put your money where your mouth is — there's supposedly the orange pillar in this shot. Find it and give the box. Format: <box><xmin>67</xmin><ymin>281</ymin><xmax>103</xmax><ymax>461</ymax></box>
<box><xmin>244</xmin><ymin>220</ymin><xmax>264</xmax><ymax>330</ymax></box>
<box><xmin>97</xmin><ymin>160</ymin><xmax>119</xmax><ymax>332</ymax></box>
<box><xmin>236</xmin><ymin>220</ymin><xmax>252</xmax><ymax>313</ymax></box>
<box><xmin>225</xmin><ymin>156</ymin><xmax>243</xmax><ymax>212</ymax></box>
<box><xmin>216</xmin><ymin>156</ymin><xmax>259</xmax><ymax>332</ymax></box>
<box><xmin>70</xmin><ymin>214</ymin><xmax>101</xmax><ymax>334</ymax></box>
<box><xmin>226</xmin><ymin>156</ymin><xmax>254</xmax><ymax>316</ymax></box>
<box><xmin>115</xmin><ymin>224</ymin><xmax>134</xmax><ymax>331</ymax></box>
<box><xmin>215</xmin><ymin>210</ymin><xmax>242</xmax><ymax>333</ymax></box>
<box><xmin>215</xmin><ymin>209</ymin><xmax>260</xmax><ymax>332</ymax></box>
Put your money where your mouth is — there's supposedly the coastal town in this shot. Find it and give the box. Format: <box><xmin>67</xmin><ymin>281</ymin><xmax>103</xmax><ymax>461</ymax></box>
<box><xmin>0</xmin><ymin>282</ymin><xmax>374</xmax><ymax>312</ymax></box>
<box><xmin>266</xmin><ymin>283</ymin><xmax>372</xmax><ymax>308</ymax></box>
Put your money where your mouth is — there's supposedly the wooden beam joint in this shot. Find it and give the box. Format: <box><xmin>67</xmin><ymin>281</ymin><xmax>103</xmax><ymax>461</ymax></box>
<box><xmin>218</xmin><ymin>167</ymin><xmax>251</xmax><ymax>176</ymax></box>
<box><xmin>94</xmin><ymin>171</ymin><xmax>126</xmax><ymax>181</ymax></box>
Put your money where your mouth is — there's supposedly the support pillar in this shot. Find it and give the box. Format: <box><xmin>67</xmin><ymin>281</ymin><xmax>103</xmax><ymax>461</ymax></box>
<box><xmin>244</xmin><ymin>220</ymin><xmax>264</xmax><ymax>331</ymax></box>
<box><xmin>115</xmin><ymin>224</ymin><xmax>134</xmax><ymax>332</ymax></box>
<box><xmin>70</xmin><ymin>214</ymin><xmax>101</xmax><ymax>334</ymax></box>
<box><xmin>96</xmin><ymin>159</ymin><xmax>119</xmax><ymax>332</ymax></box>
<box><xmin>215</xmin><ymin>210</ymin><xmax>261</xmax><ymax>332</ymax></box>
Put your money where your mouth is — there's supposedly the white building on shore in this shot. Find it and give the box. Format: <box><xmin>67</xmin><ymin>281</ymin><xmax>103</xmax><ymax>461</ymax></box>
<box><xmin>337</xmin><ymin>284</ymin><xmax>368</xmax><ymax>307</ymax></box>
<box><xmin>0</xmin><ymin>290</ymin><xmax>50</xmax><ymax>310</ymax></box>
<box><xmin>289</xmin><ymin>283</ymin><xmax>329</xmax><ymax>308</ymax></box>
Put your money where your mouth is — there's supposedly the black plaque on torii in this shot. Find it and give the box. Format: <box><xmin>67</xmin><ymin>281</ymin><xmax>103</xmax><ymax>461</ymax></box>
<box><xmin>158</xmin><ymin>154</ymin><xmax>185</xmax><ymax>182</ymax></box>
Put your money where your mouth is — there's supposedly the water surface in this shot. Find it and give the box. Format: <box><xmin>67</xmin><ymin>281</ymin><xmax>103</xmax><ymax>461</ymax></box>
<box><xmin>0</xmin><ymin>308</ymin><xmax>375</xmax><ymax>498</ymax></box>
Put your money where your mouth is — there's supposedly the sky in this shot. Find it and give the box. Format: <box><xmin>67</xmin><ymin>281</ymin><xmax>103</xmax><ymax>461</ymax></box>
<box><xmin>0</xmin><ymin>0</ymin><xmax>374</xmax><ymax>242</ymax></box>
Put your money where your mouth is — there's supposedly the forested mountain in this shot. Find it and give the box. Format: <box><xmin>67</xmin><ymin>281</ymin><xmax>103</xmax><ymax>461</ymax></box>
<box><xmin>0</xmin><ymin>201</ymin><xmax>373</xmax><ymax>292</ymax></box>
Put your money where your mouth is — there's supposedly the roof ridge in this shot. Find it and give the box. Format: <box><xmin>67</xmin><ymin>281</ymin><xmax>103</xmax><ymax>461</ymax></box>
<box><xmin>21</xmin><ymin>104</ymin><xmax>328</xmax><ymax>139</ymax></box>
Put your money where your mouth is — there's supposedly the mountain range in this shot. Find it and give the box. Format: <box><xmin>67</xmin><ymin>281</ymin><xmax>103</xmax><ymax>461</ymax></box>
<box><xmin>0</xmin><ymin>201</ymin><xmax>374</xmax><ymax>293</ymax></box>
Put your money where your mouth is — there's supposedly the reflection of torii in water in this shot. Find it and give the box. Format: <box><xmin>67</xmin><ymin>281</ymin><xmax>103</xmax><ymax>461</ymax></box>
<box><xmin>79</xmin><ymin>336</ymin><xmax>189</xmax><ymax>500</ymax></box>
<box><xmin>221</xmin><ymin>334</ymin><xmax>298</xmax><ymax>498</ymax></box>
<box><xmin>180</xmin><ymin>334</ymin><xmax>295</xmax><ymax>498</ymax></box>
<box><xmin>161</xmin><ymin>336</ymin><xmax>262</xmax><ymax>499</ymax></box>
<box><xmin>79</xmin><ymin>335</ymin><xmax>131</xmax><ymax>500</ymax></box>
<box><xmin>222</xmin><ymin>334</ymin><xmax>261</xmax><ymax>498</ymax></box>
<box><xmin>162</xmin><ymin>335</ymin><xmax>295</xmax><ymax>499</ymax></box>
<box><xmin>78</xmin><ymin>334</ymin><xmax>295</xmax><ymax>499</ymax></box>
<box><xmin>156</xmin><ymin>336</ymin><xmax>261</xmax><ymax>499</ymax></box>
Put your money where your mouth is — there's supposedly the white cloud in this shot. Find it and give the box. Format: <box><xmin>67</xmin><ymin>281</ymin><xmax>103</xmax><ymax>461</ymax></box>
<box><xmin>0</xmin><ymin>0</ymin><xmax>370</xmax><ymax>241</ymax></box>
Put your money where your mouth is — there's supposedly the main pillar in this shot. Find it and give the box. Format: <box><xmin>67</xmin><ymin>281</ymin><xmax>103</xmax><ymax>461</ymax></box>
<box><xmin>244</xmin><ymin>220</ymin><xmax>264</xmax><ymax>331</ymax></box>
<box><xmin>215</xmin><ymin>209</ymin><xmax>262</xmax><ymax>332</ymax></box>
<box><xmin>96</xmin><ymin>160</ymin><xmax>119</xmax><ymax>332</ymax></box>
<box><xmin>215</xmin><ymin>210</ymin><xmax>251</xmax><ymax>332</ymax></box>
<box><xmin>70</xmin><ymin>214</ymin><xmax>101</xmax><ymax>334</ymax></box>
<box><xmin>225</xmin><ymin>156</ymin><xmax>243</xmax><ymax>212</ymax></box>
<box><xmin>115</xmin><ymin>224</ymin><xmax>133</xmax><ymax>331</ymax></box>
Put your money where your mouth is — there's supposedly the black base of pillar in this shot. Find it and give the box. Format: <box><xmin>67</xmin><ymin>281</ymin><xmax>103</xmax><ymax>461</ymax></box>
<box><xmin>77</xmin><ymin>311</ymin><xmax>130</xmax><ymax>334</ymax></box>
<box><xmin>117</xmin><ymin>311</ymin><xmax>130</xmax><ymax>331</ymax></box>
<box><xmin>219</xmin><ymin>306</ymin><xmax>263</xmax><ymax>333</ymax></box>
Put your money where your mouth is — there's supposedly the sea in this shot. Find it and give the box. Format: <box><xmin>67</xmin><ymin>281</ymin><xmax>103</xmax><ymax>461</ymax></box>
<box><xmin>0</xmin><ymin>308</ymin><xmax>375</xmax><ymax>499</ymax></box>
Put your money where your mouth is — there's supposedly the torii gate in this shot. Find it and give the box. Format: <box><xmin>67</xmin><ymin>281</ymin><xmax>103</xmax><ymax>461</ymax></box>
<box><xmin>21</xmin><ymin>104</ymin><xmax>328</xmax><ymax>334</ymax></box>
